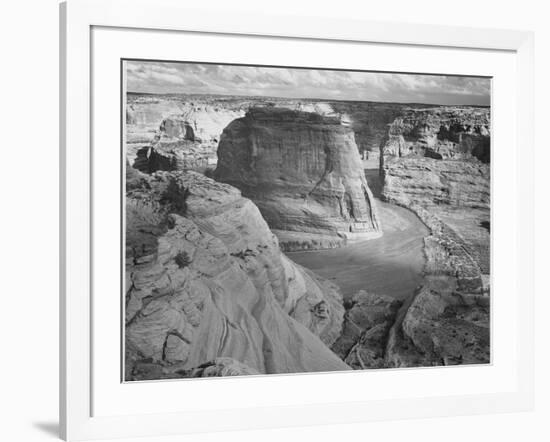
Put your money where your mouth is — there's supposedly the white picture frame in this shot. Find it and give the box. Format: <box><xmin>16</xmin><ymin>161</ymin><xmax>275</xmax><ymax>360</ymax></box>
<box><xmin>60</xmin><ymin>0</ymin><xmax>535</xmax><ymax>440</ymax></box>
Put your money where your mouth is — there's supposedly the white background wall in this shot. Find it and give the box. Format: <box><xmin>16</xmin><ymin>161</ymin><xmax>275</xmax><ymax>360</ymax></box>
<box><xmin>0</xmin><ymin>0</ymin><xmax>547</xmax><ymax>441</ymax></box>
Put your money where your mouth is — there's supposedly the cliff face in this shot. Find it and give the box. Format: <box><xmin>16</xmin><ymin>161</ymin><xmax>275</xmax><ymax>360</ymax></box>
<box><xmin>215</xmin><ymin>107</ymin><xmax>381</xmax><ymax>250</ymax></box>
<box><xmin>330</xmin><ymin>102</ymin><xmax>409</xmax><ymax>154</ymax></box>
<box><xmin>380</xmin><ymin>107</ymin><xmax>490</xmax><ymax>164</ymax></box>
<box><xmin>125</xmin><ymin>170</ymin><xmax>349</xmax><ymax>380</ymax></box>
<box><xmin>382</xmin><ymin>157</ymin><xmax>490</xmax><ymax>210</ymax></box>
<box><xmin>133</xmin><ymin>116</ymin><xmax>220</xmax><ymax>173</ymax></box>
<box><xmin>126</xmin><ymin>95</ymin><xmax>246</xmax><ymax>170</ymax></box>
<box><xmin>349</xmin><ymin>106</ymin><xmax>492</xmax><ymax>368</ymax></box>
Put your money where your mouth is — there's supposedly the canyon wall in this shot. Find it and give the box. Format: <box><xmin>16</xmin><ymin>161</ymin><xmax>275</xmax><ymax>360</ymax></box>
<box><xmin>380</xmin><ymin>107</ymin><xmax>490</xmax><ymax>164</ymax></box>
<box><xmin>382</xmin><ymin>157</ymin><xmax>490</xmax><ymax>210</ymax></box>
<box><xmin>332</xmin><ymin>106</ymin><xmax>491</xmax><ymax>368</ymax></box>
<box><xmin>126</xmin><ymin>94</ymin><xmax>246</xmax><ymax>170</ymax></box>
<box><xmin>125</xmin><ymin>169</ymin><xmax>349</xmax><ymax>380</ymax></box>
<box><xmin>380</xmin><ymin>107</ymin><xmax>491</xmax><ymax>277</ymax></box>
<box><xmin>215</xmin><ymin>107</ymin><xmax>381</xmax><ymax>250</ymax></box>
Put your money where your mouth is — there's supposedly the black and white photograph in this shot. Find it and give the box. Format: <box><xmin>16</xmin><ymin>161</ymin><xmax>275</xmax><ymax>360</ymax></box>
<box><xmin>123</xmin><ymin>60</ymin><xmax>491</xmax><ymax>381</ymax></box>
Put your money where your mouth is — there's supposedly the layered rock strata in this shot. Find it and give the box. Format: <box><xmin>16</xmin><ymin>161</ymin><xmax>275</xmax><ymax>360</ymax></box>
<box><xmin>380</xmin><ymin>107</ymin><xmax>490</xmax><ymax>165</ymax></box>
<box><xmin>126</xmin><ymin>94</ymin><xmax>245</xmax><ymax>169</ymax></box>
<box><xmin>215</xmin><ymin>107</ymin><xmax>381</xmax><ymax>250</ymax></box>
<box><xmin>382</xmin><ymin>157</ymin><xmax>490</xmax><ymax>210</ymax></box>
<box><xmin>125</xmin><ymin>169</ymin><xmax>349</xmax><ymax>380</ymax></box>
<box><xmin>133</xmin><ymin>116</ymin><xmax>219</xmax><ymax>173</ymax></box>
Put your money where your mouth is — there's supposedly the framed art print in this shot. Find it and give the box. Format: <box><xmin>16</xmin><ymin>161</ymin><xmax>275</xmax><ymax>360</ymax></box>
<box><xmin>60</xmin><ymin>0</ymin><xmax>534</xmax><ymax>440</ymax></box>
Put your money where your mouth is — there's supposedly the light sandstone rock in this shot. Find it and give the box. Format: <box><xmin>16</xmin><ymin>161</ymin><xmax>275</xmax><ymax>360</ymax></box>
<box><xmin>125</xmin><ymin>170</ymin><xmax>349</xmax><ymax>380</ymax></box>
<box><xmin>127</xmin><ymin>94</ymin><xmax>246</xmax><ymax>170</ymax></box>
<box><xmin>215</xmin><ymin>107</ymin><xmax>381</xmax><ymax>250</ymax></box>
<box><xmin>382</xmin><ymin>157</ymin><xmax>490</xmax><ymax>210</ymax></box>
<box><xmin>380</xmin><ymin>107</ymin><xmax>490</xmax><ymax>164</ymax></box>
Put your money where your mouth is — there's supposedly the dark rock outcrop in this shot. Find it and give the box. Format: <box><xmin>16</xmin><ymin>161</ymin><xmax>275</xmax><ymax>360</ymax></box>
<box><xmin>332</xmin><ymin>291</ymin><xmax>402</xmax><ymax>369</ymax></box>
<box><xmin>215</xmin><ymin>107</ymin><xmax>381</xmax><ymax>250</ymax></box>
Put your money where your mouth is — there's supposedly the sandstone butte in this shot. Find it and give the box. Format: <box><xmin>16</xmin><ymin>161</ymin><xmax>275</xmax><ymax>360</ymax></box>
<box><xmin>125</xmin><ymin>168</ymin><xmax>350</xmax><ymax>380</ymax></box>
<box><xmin>214</xmin><ymin>107</ymin><xmax>382</xmax><ymax>251</ymax></box>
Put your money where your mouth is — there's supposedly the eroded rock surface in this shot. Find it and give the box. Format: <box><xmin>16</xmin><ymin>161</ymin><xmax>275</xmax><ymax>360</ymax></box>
<box><xmin>326</xmin><ymin>105</ymin><xmax>491</xmax><ymax>369</ymax></box>
<box><xmin>125</xmin><ymin>169</ymin><xmax>349</xmax><ymax>380</ymax></box>
<box><xmin>386</xmin><ymin>287</ymin><xmax>490</xmax><ymax>367</ymax></box>
<box><xmin>380</xmin><ymin>107</ymin><xmax>490</xmax><ymax>164</ymax></box>
<box><xmin>128</xmin><ymin>357</ymin><xmax>260</xmax><ymax>381</ymax></box>
<box><xmin>127</xmin><ymin>94</ymin><xmax>246</xmax><ymax>170</ymax></box>
<box><xmin>215</xmin><ymin>107</ymin><xmax>381</xmax><ymax>250</ymax></box>
<box><xmin>382</xmin><ymin>157</ymin><xmax>490</xmax><ymax>210</ymax></box>
<box><xmin>332</xmin><ymin>291</ymin><xmax>402</xmax><ymax>369</ymax></box>
<box><xmin>133</xmin><ymin>116</ymin><xmax>221</xmax><ymax>173</ymax></box>
<box><xmin>380</xmin><ymin>107</ymin><xmax>491</xmax><ymax>279</ymax></box>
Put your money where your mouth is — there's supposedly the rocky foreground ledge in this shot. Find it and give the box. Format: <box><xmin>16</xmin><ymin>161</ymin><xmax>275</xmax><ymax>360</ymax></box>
<box><xmin>125</xmin><ymin>168</ymin><xmax>350</xmax><ymax>380</ymax></box>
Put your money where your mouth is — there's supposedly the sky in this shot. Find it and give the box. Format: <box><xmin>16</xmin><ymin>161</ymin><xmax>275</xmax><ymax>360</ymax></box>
<box><xmin>126</xmin><ymin>61</ymin><xmax>490</xmax><ymax>106</ymax></box>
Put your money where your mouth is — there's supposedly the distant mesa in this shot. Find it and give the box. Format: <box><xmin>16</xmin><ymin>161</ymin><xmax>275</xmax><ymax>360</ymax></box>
<box><xmin>215</xmin><ymin>107</ymin><xmax>382</xmax><ymax>251</ymax></box>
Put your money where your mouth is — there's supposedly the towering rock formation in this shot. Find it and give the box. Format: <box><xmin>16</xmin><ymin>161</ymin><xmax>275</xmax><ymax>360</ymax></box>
<box><xmin>125</xmin><ymin>169</ymin><xmax>349</xmax><ymax>380</ymax></box>
<box><xmin>215</xmin><ymin>107</ymin><xmax>381</xmax><ymax>250</ymax></box>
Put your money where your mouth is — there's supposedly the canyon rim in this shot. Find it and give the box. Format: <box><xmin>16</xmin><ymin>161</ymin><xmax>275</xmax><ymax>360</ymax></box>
<box><xmin>123</xmin><ymin>60</ymin><xmax>491</xmax><ymax>381</ymax></box>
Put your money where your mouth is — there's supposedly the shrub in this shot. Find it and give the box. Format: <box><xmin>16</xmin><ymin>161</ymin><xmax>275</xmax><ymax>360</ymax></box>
<box><xmin>175</xmin><ymin>251</ymin><xmax>191</xmax><ymax>268</ymax></box>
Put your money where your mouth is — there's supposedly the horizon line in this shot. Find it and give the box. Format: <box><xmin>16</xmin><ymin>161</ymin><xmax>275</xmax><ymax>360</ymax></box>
<box><xmin>126</xmin><ymin>90</ymin><xmax>490</xmax><ymax>108</ymax></box>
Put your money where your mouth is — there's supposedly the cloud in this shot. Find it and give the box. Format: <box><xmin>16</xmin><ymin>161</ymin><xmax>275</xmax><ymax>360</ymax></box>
<box><xmin>125</xmin><ymin>61</ymin><xmax>490</xmax><ymax>106</ymax></box>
